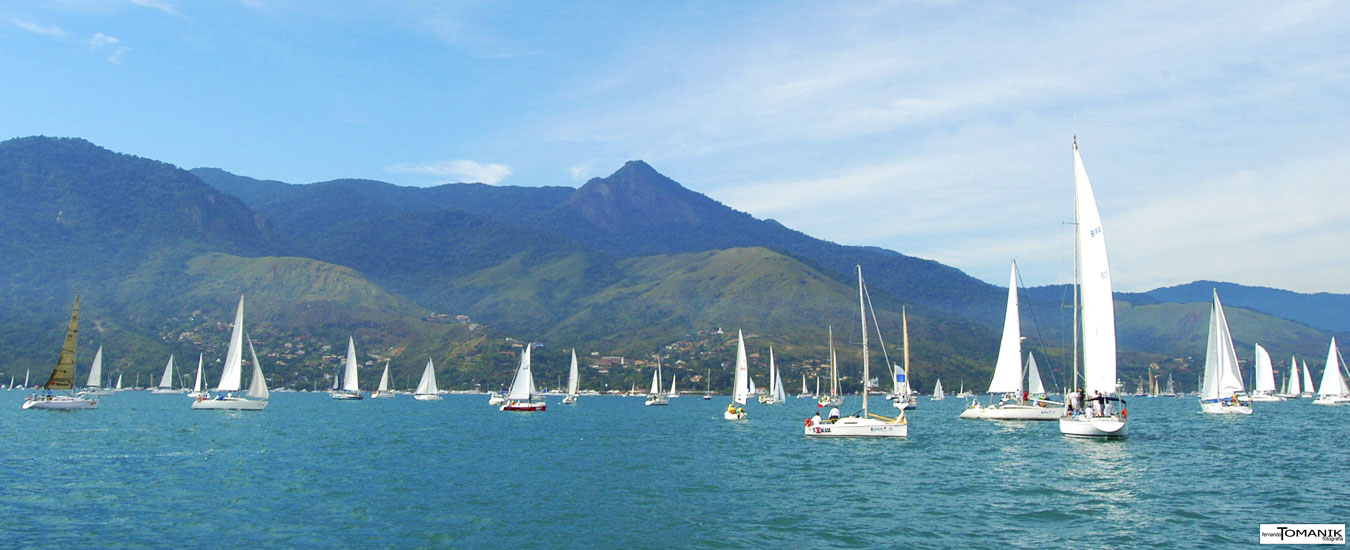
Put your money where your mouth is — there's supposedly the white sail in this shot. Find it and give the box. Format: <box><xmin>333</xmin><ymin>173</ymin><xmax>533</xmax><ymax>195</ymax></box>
<box><xmin>245</xmin><ymin>334</ymin><xmax>269</xmax><ymax>400</ymax></box>
<box><xmin>1302</xmin><ymin>361</ymin><xmax>1316</xmax><ymax>395</ymax></box>
<box><xmin>1318</xmin><ymin>338</ymin><xmax>1349</xmax><ymax>397</ymax></box>
<box><xmin>377</xmin><ymin>361</ymin><xmax>390</xmax><ymax>392</ymax></box>
<box><xmin>859</xmin><ymin>265</ymin><xmax>870</xmax><ymax>417</ymax></box>
<box><xmin>158</xmin><ymin>355</ymin><xmax>175</xmax><ymax>389</ymax></box>
<box><xmin>1027</xmin><ymin>353</ymin><xmax>1046</xmax><ymax>395</ymax></box>
<box><xmin>342</xmin><ymin>337</ymin><xmax>360</xmax><ymax>393</ymax></box>
<box><xmin>505</xmin><ymin>344</ymin><xmax>535</xmax><ymax>401</ymax></box>
<box><xmin>193</xmin><ymin>354</ymin><xmax>204</xmax><ymax>393</ymax></box>
<box><xmin>115</xmin><ymin>374</ymin><xmax>123</xmax><ymax>390</ymax></box>
<box><xmin>769</xmin><ymin>348</ymin><xmax>786</xmax><ymax>402</ymax></box>
<box><xmin>415</xmin><ymin>358</ymin><xmax>438</xmax><ymax>395</ymax></box>
<box><xmin>566</xmin><ymin>349</ymin><xmax>579</xmax><ymax>397</ymax></box>
<box><xmin>1253</xmin><ymin>344</ymin><xmax>1276</xmax><ymax>394</ymax></box>
<box><xmin>649</xmin><ymin>359</ymin><xmax>662</xmax><ymax>396</ymax></box>
<box><xmin>1201</xmin><ymin>291</ymin><xmax>1245</xmax><ymax>400</ymax></box>
<box><xmin>933</xmin><ymin>379</ymin><xmax>944</xmax><ymax>399</ymax></box>
<box><xmin>86</xmin><ymin>346</ymin><xmax>104</xmax><ymax>388</ymax></box>
<box><xmin>1287</xmin><ymin>355</ymin><xmax>1302</xmax><ymax>395</ymax></box>
<box><xmin>732</xmin><ymin>330</ymin><xmax>749</xmax><ymax>405</ymax></box>
<box><xmin>989</xmin><ymin>261</ymin><xmax>1023</xmax><ymax>394</ymax></box>
<box><xmin>217</xmin><ymin>297</ymin><xmax>246</xmax><ymax>392</ymax></box>
<box><xmin>669</xmin><ymin>373</ymin><xmax>677</xmax><ymax>395</ymax></box>
<box><xmin>1074</xmin><ymin>143</ymin><xmax>1118</xmax><ymax>396</ymax></box>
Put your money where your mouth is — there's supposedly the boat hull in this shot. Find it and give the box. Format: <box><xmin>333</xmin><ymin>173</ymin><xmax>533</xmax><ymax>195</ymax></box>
<box><xmin>723</xmin><ymin>410</ymin><xmax>747</xmax><ymax>421</ymax></box>
<box><xmin>644</xmin><ymin>396</ymin><xmax>669</xmax><ymax>406</ymax></box>
<box><xmin>817</xmin><ymin>396</ymin><xmax>843</xmax><ymax>408</ymax></box>
<box><xmin>150</xmin><ymin>388</ymin><xmax>184</xmax><ymax>394</ymax></box>
<box><xmin>413</xmin><ymin>393</ymin><xmax>442</xmax><ymax>401</ymax></box>
<box><xmin>804</xmin><ymin>416</ymin><xmax>907</xmax><ymax>438</ymax></box>
<box><xmin>1201</xmin><ymin>401</ymin><xmax>1254</xmax><ymax>414</ymax></box>
<box><xmin>501</xmin><ymin>401</ymin><xmax>545</xmax><ymax>412</ymax></box>
<box><xmin>1248</xmin><ymin>393</ymin><xmax>1285</xmax><ymax>402</ymax></box>
<box><xmin>561</xmin><ymin>395</ymin><xmax>577</xmax><ymax>404</ymax></box>
<box><xmin>1058</xmin><ymin>415</ymin><xmax>1128</xmax><ymax>439</ymax></box>
<box><xmin>370</xmin><ymin>391</ymin><xmax>397</xmax><ymax>399</ymax></box>
<box><xmin>22</xmin><ymin>395</ymin><xmax>97</xmax><ymax>410</ymax></box>
<box><xmin>1313</xmin><ymin>395</ymin><xmax>1350</xmax><ymax>406</ymax></box>
<box><xmin>191</xmin><ymin>397</ymin><xmax>266</xmax><ymax>411</ymax></box>
<box><xmin>78</xmin><ymin>389</ymin><xmax>115</xmax><ymax>396</ymax></box>
<box><xmin>959</xmin><ymin>403</ymin><xmax>1060</xmax><ymax>420</ymax></box>
<box><xmin>330</xmin><ymin>391</ymin><xmax>363</xmax><ymax>400</ymax></box>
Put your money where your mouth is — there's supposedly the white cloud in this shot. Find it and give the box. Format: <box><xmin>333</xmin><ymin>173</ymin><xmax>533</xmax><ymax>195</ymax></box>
<box><xmin>12</xmin><ymin>18</ymin><xmax>67</xmax><ymax>37</ymax></box>
<box><xmin>385</xmin><ymin>159</ymin><xmax>512</xmax><ymax>185</ymax></box>
<box><xmin>89</xmin><ymin>32</ymin><xmax>130</xmax><ymax>63</ymax></box>
<box><xmin>130</xmin><ymin>0</ymin><xmax>180</xmax><ymax>16</ymax></box>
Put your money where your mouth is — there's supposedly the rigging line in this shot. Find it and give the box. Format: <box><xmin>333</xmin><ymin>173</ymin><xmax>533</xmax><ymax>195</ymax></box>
<box><xmin>1016</xmin><ymin>259</ymin><xmax>1061</xmax><ymax>392</ymax></box>
<box><xmin>860</xmin><ymin>276</ymin><xmax>896</xmax><ymax>385</ymax></box>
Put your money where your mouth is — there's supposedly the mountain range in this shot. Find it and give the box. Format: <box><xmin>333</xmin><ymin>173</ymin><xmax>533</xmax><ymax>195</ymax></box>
<box><xmin>1</xmin><ymin>136</ymin><xmax>1344</xmax><ymax>393</ymax></box>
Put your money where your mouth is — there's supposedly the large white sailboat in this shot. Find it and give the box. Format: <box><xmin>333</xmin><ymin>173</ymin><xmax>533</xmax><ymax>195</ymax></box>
<box><xmin>1313</xmin><ymin>338</ymin><xmax>1350</xmax><ymax>405</ymax></box>
<box><xmin>645</xmin><ymin>355</ymin><xmax>669</xmax><ymax>406</ymax></box>
<box><xmin>1058</xmin><ymin>139</ymin><xmax>1128</xmax><ymax>439</ymax></box>
<box><xmin>724</xmin><ymin>330</ymin><xmax>749</xmax><ymax>420</ymax></box>
<box><xmin>805</xmin><ymin>266</ymin><xmax>907</xmax><ymax>438</ymax></box>
<box><xmin>759</xmin><ymin>348</ymin><xmax>786</xmax><ymax>404</ymax></box>
<box><xmin>501</xmin><ymin>344</ymin><xmax>545</xmax><ymax>411</ymax></box>
<box><xmin>1249</xmin><ymin>344</ymin><xmax>1284</xmax><ymax>402</ymax></box>
<box><xmin>414</xmin><ymin>358</ymin><xmax>441</xmax><ymax>401</ymax></box>
<box><xmin>962</xmin><ymin>261</ymin><xmax>1059</xmax><ymax>420</ymax></box>
<box><xmin>23</xmin><ymin>295</ymin><xmax>98</xmax><ymax>410</ymax></box>
<box><xmin>187</xmin><ymin>354</ymin><xmax>207</xmax><ymax>398</ymax></box>
<box><xmin>330</xmin><ymin>337</ymin><xmax>364</xmax><ymax>400</ymax></box>
<box><xmin>816</xmin><ymin>327</ymin><xmax>843</xmax><ymax>408</ymax></box>
<box><xmin>562</xmin><ymin>349</ymin><xmax>580</xmax><ymax>404</ymax></box>
<box><xmin>78</xmin><ymin>346</ymin><xmax>114</xmax><ymax>396</ymax></box>
<box><xmin>1199</xmin><ymin>291</ymin><xmax>1253</xmax><ymax>414</ymax></box>
<box><xmin>192</xmin><ymin>296</ymin><xmax>268</xmax><ymax>411</ymax></box>
<box><xmin>371</xmin><ymin>360</ymin><xmax>396</xmax><ymax>398</ymax></box>
<box><xmin>151</xmin><ymin>355</ymin><xmax>183</xmax><ymax>394</ymax></box>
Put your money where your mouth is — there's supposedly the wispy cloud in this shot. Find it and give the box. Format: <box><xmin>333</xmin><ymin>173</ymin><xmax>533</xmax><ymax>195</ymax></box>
<box><xmin>89</xmin><ymin>32</ymin><xmax>130</xmax><ymax>63</ymax></box>
<box><xmin>12</xmin><ymin>18</ymin><xmax>67</xmax><ymax>37</ymax></box>
<box><xmin>130</xmin><ymin>0</ymin><xmax>180</xmax><ymax>16</ymax></box>
<box><xmin>386</xmin><ymin>159</ymin><xmax>512</xmax><ymax>185</ymax></box>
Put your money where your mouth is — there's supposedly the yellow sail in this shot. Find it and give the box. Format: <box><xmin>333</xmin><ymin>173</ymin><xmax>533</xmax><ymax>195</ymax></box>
<box><xmin>44</xmin><ymin>295</ymin><xmax>79</xmax><ymax>390</ymax></box>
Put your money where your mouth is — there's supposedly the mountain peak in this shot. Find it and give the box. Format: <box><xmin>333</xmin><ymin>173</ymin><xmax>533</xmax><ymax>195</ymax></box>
<box><xmin>565</xmin><ymin>160</ymin><xmax>710</xmax><ymax>231</ymax></box>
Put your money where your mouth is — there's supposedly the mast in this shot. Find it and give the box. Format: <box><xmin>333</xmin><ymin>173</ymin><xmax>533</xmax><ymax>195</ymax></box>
<box><xmin>829</xmin><ymin>326</ymin><xmax>838</xmax><ymax>397</ymax></box>
<box><xmin>1072</xmin><ymin>138</ymin><xmax>1081</xmax><ymax>392</ymax></box>
<box><xmin>858</xmin><ymin>265</ymin><xmax>868</xmax><ymax>417</ymax></box>
<box><xmin>902</xmin><ymin>306</ymin><xmax>910</xmax><ymax>399</ymax></box>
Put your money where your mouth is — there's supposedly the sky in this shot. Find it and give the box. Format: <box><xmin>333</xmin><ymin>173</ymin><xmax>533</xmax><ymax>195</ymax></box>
<box><xmin>4</xmin><ymin>1</ymin><xmax>1349</xmax><ymax>294</ymax></box>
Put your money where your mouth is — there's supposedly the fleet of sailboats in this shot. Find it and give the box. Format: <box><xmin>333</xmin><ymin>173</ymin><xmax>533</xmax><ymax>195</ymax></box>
<box><xmin>1199</xmin><ymin>291</ymin><xmax>1253</xmax><ymax>414</ymax></box>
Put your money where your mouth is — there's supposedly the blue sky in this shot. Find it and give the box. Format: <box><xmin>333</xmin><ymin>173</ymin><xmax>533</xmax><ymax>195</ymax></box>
<box><xmin>5</xmin><ymin>1</ymin><xmax>1349</xmax><ymax>293</ymax></box>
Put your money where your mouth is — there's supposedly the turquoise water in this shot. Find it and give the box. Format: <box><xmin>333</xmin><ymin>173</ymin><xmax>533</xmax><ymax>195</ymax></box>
<box><xmin>1</xmin><ymin>391</ymin><xmax>1345</xmax><ymax>548</ymax></box>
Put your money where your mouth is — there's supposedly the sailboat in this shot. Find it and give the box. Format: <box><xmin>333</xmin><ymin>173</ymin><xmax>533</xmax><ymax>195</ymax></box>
<box><xmin>758</xmin><ymin>348</ymin><xmax>786</xmax><ymax>404</ymax></box>
<box><xmin>961</xmin><ymin>261</ymin><xmax>1059</xmax><ymax>420</ymax></box>
<box><xmin>562</xmin><ymin>349</ymin><xmax>580</xmax><ymax>404</ymax></box>
<box><xmin>191</xmin><ymin>296</ymin><xmax>268</xmax><ymax>410</ymax></box>
<box><xmin>703</xmin><ymin>368</ymin><xmax>712</xmax><ymax>400</ymax></box>
<box><xmin>667</xmin><ymin>372</ymin><xmax>680</xmax><ymax>399</ymax></box>
<box><xmin>23</xmin><ymin>295</ymin><xmax>98</xmax><ymax>410</ymax></box>
<box><xmin>330</xmin><ymin>337</ymin><xmax>364</xmax><ymax>400</ymax></box>
<box><xmin>724</xmin><ymin>330</ymin><xmax>749</xmax><ymax>420</ymax></box>
<box><xmin>1249</xmin><ymin>344</ymin><xmax>1284</xmax><ymax>402</ymax></box>
<box><xmin>371</xmin><ymin>360</ymin><xmax>395</xmax><ymax>398</ymax></box>
<box><xmin>501</xmin><ymin>344</ymin><xmax>545</xmax><ymax>411</ymax></box>
<box><xmin>1313</xmin><ymin>338</ymin><xmax>1350</xmax><ymax>405</ymax></box>
<box><xmin>1058</xmin><ymin>139</ymin><xmax>1128</xmax><ymax>438</ymax></box>
<box><xmin>187</xmin><ymin>354</ymin><xmax>207</xmax><ymax>398</ymax></box>
<box><xmin>805</xmin><ymin>266</ymin><xmax>906</xmax><ymax>437</ymax></box>
<box><xmin>151</xmin><ymin>355</ymin><xmax>183</xmax><ymax>394</ymax></box>
<box><xmin>114</xmin><ymin>373</ymin><xmax>123</xmax><ymax>391</ymax></box>
<box><xmin>1279</xmin><ymin>355</ymin><xmax>1302</xmax><ymax>399</ymax></box>
<box><xmin>645</xmin><ymin>355</ymin><xmax>669</xmax><ymax>406</ymax></box>
<box><xmin>78</xmin><ymin>346</ymin><xmax>114</xmax><ymax>396</ymax></box>
<box><xmin>798</xmin><ymin>373</ymin><xmax>811</xmax><ymax>398</ymax></box>
<box><xmin>414</xmin><ymin>358</ymin><xmax>441</xmax><ymax>401</ymax></box>
<box><xmin>956</xmin><ymin>380</ymin><xmax>973</xmax><ymax>399</ymax></box>
<box><xmin>816</xmin><ymin>327</ymin><xmax>843</xmax><ymax>408</ymax></box>
<box><xmin>932</xmin><ymin>380</ymin><xmax>945</xmax><ymax>401</ymax></box>
<box><xmin>1199</xmin><ymin>291</ymin><xmax>1253</xmax><ymax>414</ymax></box>
<box><xmin>891</xmin><ymin>309</ymin><xmax>916</xmax><ymax>410</ymax></box>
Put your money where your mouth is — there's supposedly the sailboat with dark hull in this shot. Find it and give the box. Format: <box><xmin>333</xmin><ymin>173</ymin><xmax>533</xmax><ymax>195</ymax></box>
<box><xmin>23</xmin><ymin>295</ymin><xmax>98</xmax><ymax>410</ymax></box>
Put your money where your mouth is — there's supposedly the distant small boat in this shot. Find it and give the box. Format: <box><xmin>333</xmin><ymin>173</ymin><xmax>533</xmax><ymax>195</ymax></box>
<box><xmin>816</xmin><ymin>327</ymin><xmax>843</xmax><ymax>408</ymax></box>
<box><xmin>330</xmin><ymin>337</ymin><xmax>364</xmax><ymax>400</ymax></box>
<box><xmin>724</xmin><ymin>330</ymin><xmax>749</xmax><ymax>421</ymax></box>
<box><xmin>758</xmin><ymin>348</ymin><xmax>785</xmax><ymax>404</ymax></box>
<box><xmin>645</xmin><ymin>355</ymin><xmax>669</xmax><ymax>406</ymax></box>
<box><xmin>371</xmin><ymin>360</ymin><xmax>396</xmax><ymax>398</ymax></box>
<box><xmin>23</xmin><ymin>295</ymin><xmax>98</xmax><ymax>410</ymax></box>
<box><xmin>151</xmin><ymin>355</ymin><xmax>184</xmax><ymax>394</ymax></box>
<box><xmin>1249</xmin><ymin>344</ymin><xmax>1284</xmax><ymax>402</ymax></box>
<box><xmin>191</xmin><ymin>296</ymin><xmax>268</xmax><ymax>411</ymax></box>
<box><xmin>1313</xmin><ymin>338</ymin><xmax>1350</xmax><ymax>406</ymax></box>
<box><xmin>562</xmin><ymin>349</ymin><xmax>579</xmax><ymax>405</ymax></box>
<box><xmin>413</xmin><ymin>358</ymin><xmax>441</xmax><ymax>401</ymax></box>
<box><xmin>77</xmin><ymin>346</ymin><xmax>115</xmax><ymax>396</ymax></box>
<box><xmin>187</xmin><ymin>354</ymin><xmax>207</xmax><ymax>398</ymax></box>
<box><xmin>891</xmin><ymin>309</ymin><xmax>916</xmax><ymax>411</ymax></box>
<box><xmin>1277</xmin><ymin>355</ymin><xmax>1301</xmax><ymax>399</ymax></box>
<box><xmin>114</xmin><ymin>373</ymin><xmax>124</xmax><ymax>392</ymax></box>
<box><xmin>501</xmin><ymin>344</ymin><xmax>545</xmax><ymax>411</ymax></box>
<box><xmin>1199</xmin><ymin>291</ymin><xmax>1252</xmax><ymax>414</ymax></box>
<box><xmin>932</xmin><ymin>379</ymin><xmax>945</xmax><ymax>401</ymax></box>
<box><xmin>797</xmin><ymin>373</ymin><xmax>811</xmax><ymax>399</ymax></box>
<box><xmin>1301</xmin><ymin>360</ymin><xmax>1316</xmax><ymax>399</ymax></box>
<box><xmin>487</xmin><ymin>391</ymin><xmax>505</xmax><ymax>406</ymax></box>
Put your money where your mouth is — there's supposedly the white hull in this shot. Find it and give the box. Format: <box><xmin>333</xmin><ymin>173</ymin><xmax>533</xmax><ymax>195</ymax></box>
<box><xmin>817</xmin><ymin>396</ymin><xmax>843</xmax><ymax>408</ymax></box>
<box><xmin>561</xmin><ymin>395</ymin><xmax>577</xmax><ymax>404</ymax></box>
<box><xmin>1313</xmin><ymin>395</ymin><xmax>1350</xmax><ymax>406</ymax></box>
<box><xmin>191</xmin><ymin>396</ymin><xmax>266</xmax><ymax>410</ymax></box>
<box><xmin>500</xmin><ymin>400</ymin><xmax>545</xmax><ymax>412</ymax></box>
<box><xmin>370</xmin><ymin>391</ymin><xmax>397</xmax><ymax>399</ymax></box>
<box><xmin>723</xmin><ymin>410</ymin><xmax>747</xmax><ymax>421</ymax></box>
<box><xmin>330</xmin><ymin>391</ymin><xmax>363</xmax><ymax>400</ymax></box>
<box><xmin>412</xmin><ymin>393</ymin><xmax>442</xmax><ymax>401</ymax></box>
<box><xmin>892</xmin><ymin>398</ymin><xmax>916</xmax><ymax>411</ymax></box>
<box><xmin>644</xmin><ymin>395</ymin><xmax>669</xmax><ymax>406</ymax></box>
<box><xmin>187</xmin><ymin>390</ymin><xmax>207</xmax><ymax>398</ymax></box>
<box><xmin>1248</xmin><ymin>392</ymin><xmax>1284</xmax><ymax>402</ymax></box>
<box><xmin>78</xmin><ymin>389</ymin><xmax>115</xmax><ymax>396</ymax></box>
<box><xmin>959</xmin><ymin>403</ymin><xmax>1060</xmax><ymax>420</ymax></box>
<box><xmin>1058</xmin><ymin>415</ymin><xmax>1128</xmax><ymax>439</ymax></box>
<box><xmin>1200</xmin><ymin>401</ymin><xmax>1254</xmax><ymax>414</ymax></box>
<box><xmin>804</xmin><ymin>416</ymin><xmax>907</xmax><ymax>438</ymax></box>
<box><xmin>150</xmin><ymin>388</ymin><xmax>184</xmax><ymax>394</ymax></box>
<box><xmin>23</xmin><ymin>395</ymin><xmax>98</xmax><ymax>410</ymax></box>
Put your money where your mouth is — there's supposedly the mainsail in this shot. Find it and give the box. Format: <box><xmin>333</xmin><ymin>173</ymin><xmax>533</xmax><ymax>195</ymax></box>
<box><xmin>245</xmin><ymin>334</ymin><xmax>269</xmax><ymax>400</ymax></box>
<box><xmin>416</xmin><ymin>358</ymin><xmax>439</xmax><ymax>395</ymax></box>
<box><xmin>1074</xmin><ymin>142</ymin><xmax>1118</xmax><ymax>396</ymax></box>
<box><xmin>988</xmin><ymin>261</ymin><xmax>1023</xmax><ymax>394</ymax></box>
<box><xmin>44</xmin><ymin>295</ymin><xmax>80</xmax><ymax>390</ymax></box>
<box><xmin>158</xmin><ymin>355</ymin><xmax>176</xmax><ymax>389</ymax></box>
<box><xmin>217</xmin><ymin>296</ymin><xmax>246</xmax><ymax>392</ymax></box>
<box><xmin>732</xmin><ymin>330</ymin><xmax>749</xmax><ymax>405</ymax></box>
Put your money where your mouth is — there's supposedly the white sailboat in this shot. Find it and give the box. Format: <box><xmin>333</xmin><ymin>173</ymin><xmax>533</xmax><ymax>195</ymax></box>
<box><xmin>114</xmin><ymin>373</ymin><xmax>123</xmax><ymax>391</ymax></box>
<box><xmin>414</xmin><ymin>358</ymin><xmax>441</xmax><ymax>401</ymax></box>
<box><xmin>562</xmin><ymin>349</ymin><xmax>579</xmax><ymax>404</ymax></box>
<box><xmin>1313</xmin><ymin>338</ymin><xmax>1350</xmax><ymax>405</ymax></box>
<box><xmin>151</xmin><ymin>355</ymin><xmax>183</xmax><ymax>394</ymax></box>
<box><xmin>78</xmin><ymin>346</ymin><xmax>114</xmax><ymax>396</ymax></box>
<box><xmin>724</xmin><ymin>330</ymin><xmax>749</xmax><ymax>420</ymax></box>
<box><xmin>1058</xmin><ymin>139</ymin><xmax>1128</xmax><ymax>438</ymax></box>
<box><xmin>798</xmin><ymin>373</ymin><xmax>811</xmax><ymax>398</ymax></box>
<box><xmin>891</xmin><ymin>308</ymin><xmax>916</xmax><ymax>410</ymax></box>
<box><xmin>645</xmin><ymin>355</ymin><xmax>669</xmax><ymax>406</ymax></box>
<box><xmin>23</xmin><ymin>295</ymin><xmax>98</xmax><ymax>410</ymax></box>
<box><xmin>371</xmin><ymin>360</ymin><xmax>396</xmax><ymax>398</ymax></box>
<box><xmin>805</xmin><ymin>266</ymin><xmax>907</xmax><ymax>438</ymax></box>
<box><xmin>187</xmin><ymin>354</ymin><xmax>206</xmax><ymax>398</ymax></box>
<box><xmin>962</xmin><ymin>261</ymin><xmax>1059</xmax><ymax>420</ymax></box>
<box><xmin>667</xmin><ymin>372</ymin><xmax>680</xmax><ymax>399</ymax></box>
<box><xmin>956</xmin><ymin>380</ymin><xmax>973</xmax><ymax>399</ymax></box>
<box><xmin>192</xmin><ymin>296</ymin><xmax>268</xmax><ymax>411</ymax></box>
<box><xmin>1279</xmin><ymin>355</ymin><xmax>1302</xmax><ymax>399</ymax></box>
<box><xmin>501</xmin><ymin>344</ymin><xmax>545</xmax><ymax>411</ymax></box>
<box><xmin>932</xmin><ymin>379</ymin><xmax>945</xmax><ymax>401</ymax></box>
<box><xmin>759</xmin><ymin>348</ymin><xmax>786</xmax><ymax>404</ymax></box>
<box><xmin>816</xmin><ymin>327</ymin><xmax>843</xmax><ymax>408</ymax></box>
<box><xmin>1249</xmin><ymin>344</ymin><xmax>1284</xmax><ymax>402</ymax></box>
<box><xmin>1301</xmin><ymin>360</ymin><xmax>1317</xmax><ymax>398</ymax></box>
<box><xmin>1199</xmin><ymin>291</ymin><xmax>1253</xmax><ymax>414</ymax></box>
<box><xmin>331</xmin><ymin>337</ymin><xmax>364</xmax><ymax>400</ymax></box>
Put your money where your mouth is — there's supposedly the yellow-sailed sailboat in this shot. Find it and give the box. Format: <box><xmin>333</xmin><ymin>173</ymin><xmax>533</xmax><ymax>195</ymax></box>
<box><xmin>23</xmin><ymin>295</ymin><xmax>98</xmax><ymax>410</ymax></box>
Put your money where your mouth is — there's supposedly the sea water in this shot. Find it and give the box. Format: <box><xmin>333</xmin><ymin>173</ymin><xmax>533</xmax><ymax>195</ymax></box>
<box><xmin>0</xmin><ymin>391</ymin><xmax>1345</xmax><ymax>548</ymax></box>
